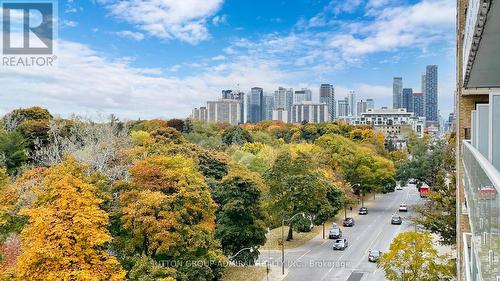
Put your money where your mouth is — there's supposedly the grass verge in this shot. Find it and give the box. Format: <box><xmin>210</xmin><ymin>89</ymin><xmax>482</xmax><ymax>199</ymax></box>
<box><xmin>261</xmin><ymin>194</ymin><xmax>377</xmax><ymax>250</ymax></box>
<box><xmin>222</xmin><ymin>266</ymin><xmax>267</xmax><ymax>281</ymax></box>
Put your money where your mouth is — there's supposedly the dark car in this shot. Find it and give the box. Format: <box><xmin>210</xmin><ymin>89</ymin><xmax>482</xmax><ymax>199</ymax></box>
<box><xmin>333</xmin><ymin>238</ymin><xmax>348</xmax><ymax>251</ymax></box>
<box><xmin>328</xmin><ymin>227</ymin><xmax>342</xmax><ymax>239</ymax></box>
<box><xmin>343</xmin><ymin>217</ymin><xmax>355</xmax><ymax>227</ymax></box>
<box><xmin>391</xmin><ymin>215</ymin><xmax>402</xmax><ymax>225</ymax></box>
<box><xmin>358</xmin><ymin>207</ymin><xmax>368</xmax><ymax>215</ymax></box>
<box><xmin>368</xmin><ymin>250</ymin><xmax>382</xmax><ymax>262</ymax></box>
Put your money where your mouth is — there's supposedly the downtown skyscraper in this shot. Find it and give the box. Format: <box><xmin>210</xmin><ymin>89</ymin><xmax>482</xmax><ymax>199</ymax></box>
<box><xmin>393</xmin><ymin>77</ymin><xmax>403</xmax><ymax>109</ymax></box>
<box><xmin>247</xmin><ymin>87</ymin><xmax>264</xmax><ymax>123</ymax></box>
<box><xmin>424</xmin><ymin>65</ymin><xmax>438</xmax><ymax>122</ymax></box>
<box><xmin>402</xmin><ymin>88</ymin><xmax>414</xmax><ymax>113</ymax></box>
<box><xmin>294</xmin><ymin>88</ymin><xmax>312</xmax><ymax>103</ymax></box>
<box><xmin>412</xmin><ymin>92</ymin><xmax>425</xmax><ymax>117</ymax></box>
<box><xmin>262</xmin><ymin>94</ymin><xmax>274</xmax><ymax>120</ymax></box>
<box><xmin>348</xmin><ymin>91</ymin><xmax>356</xmax><ymax>116</ymax></box>
<box><xmin>221</xmin><ymin>90</ymin><xmax>245</xmax><ymax>122</ymax></box>
<box><xmin>273</xmin><ymin>87</ymin><xmax>293</xmax><ymax>122</ymax></box>
<box><xmin>319</xmin><ymin>84</ymin><xmax>336</xmax><ymax>120</ymax></box>
<box><xmin>366</xmin><ymin>99</ymin><xmax>375</xmax><ymax>110</ymax></box>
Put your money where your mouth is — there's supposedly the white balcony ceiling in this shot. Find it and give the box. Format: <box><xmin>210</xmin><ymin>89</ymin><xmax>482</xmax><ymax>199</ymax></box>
<box><xmin>466</xmin><ymin>0</ymin><xmax>500</xmax><ymax>88</ymax></box>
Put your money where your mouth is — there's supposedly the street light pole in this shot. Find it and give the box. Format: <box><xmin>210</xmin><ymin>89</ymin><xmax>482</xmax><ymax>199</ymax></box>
<box><xmin>266</xmin><ymin>261</ymin><xmax>269</xmax><ymax>281</ymax></box>
<box><xmin>281</xmin><ymin>219</ymin><xmax>285</xmax><ymax>275</ymax></box>
<box><xmin>281</xmin><ymin>212</ymin><xmax>309</xmax><ymax>275</ymax></box>
<box><xmin>349</xmin><ymin>183</ymin><xmax>361</xmax><ymax>214</ymax></box>
<box><xmin>361</xmin><ymin>191</ymin><xmax>365</xmax><ymax>208</ymax></box>
<box><xmin>229</xmin><ymin>247</ymin><xmax>254</xmax><ymax>263</ymax></box>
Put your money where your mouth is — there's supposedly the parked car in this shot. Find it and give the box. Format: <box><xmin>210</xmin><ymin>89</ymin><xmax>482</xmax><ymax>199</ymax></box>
<box><xmin>399</xmin><ymin>203</ymin><xmax>408</xmax><ymax>212</ymax></box>
<box><xmin>358</xmin><ymin>207</ymin><xmax>368</xmax><ymax>215</ymax></box>
<box><xmin>391</xmin><ymin>215</ymin><xmax>403</xmax><ymax>225</ymax></box>
<box><xmin>343</xmin><ymin>217</ymin><xmax>355</xmax><ymax>227</ymax></box>
<box><xmin>396</xmin><ymin>186</ymin><xmax>403</xmax><ymax>190</ymax></box>
<box><xmin>333</xmin><ymin>238</ymin><xmax>348</xmax><ymax>251</ymax></box>
<box><xmin>328</xmin><ymin>227</ymin><xmax>342</xmax><ymax>239</ymax></box>
<box><xmin>368</xmin><ymin>250</ymin><xmax>382</xmax><ymax>262</ymax></box>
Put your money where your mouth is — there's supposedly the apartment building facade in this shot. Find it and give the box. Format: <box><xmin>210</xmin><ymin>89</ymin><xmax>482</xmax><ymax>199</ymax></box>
<box><xmin>456</xmin><ymin>1</ymin><xmax>500</xmax><ymax>280</ymax></box>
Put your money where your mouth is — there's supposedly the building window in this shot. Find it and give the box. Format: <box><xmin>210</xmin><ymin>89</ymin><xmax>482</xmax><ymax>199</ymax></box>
<box><xmin>464</xmin><ymin>128</ymin><xmax>471</xmax><ymax>140</ymax></box>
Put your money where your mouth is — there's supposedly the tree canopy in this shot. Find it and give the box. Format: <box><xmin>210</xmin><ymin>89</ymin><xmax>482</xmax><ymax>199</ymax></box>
<box><xmin>378</xmin><ymin>231</ymin><xmax>455</xmax><ymax>281</ymax></box>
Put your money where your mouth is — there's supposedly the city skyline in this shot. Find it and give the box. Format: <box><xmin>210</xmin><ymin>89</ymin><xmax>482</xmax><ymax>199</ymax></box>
<box><xmin>192</xmin><ymin>80</ymin><xmax>437</xmax><ymax>126</ymax></box>
<box><xmin>0</xmin><ymin>0</ymin><xmax>456</xmax><ymax>120</ymax></box>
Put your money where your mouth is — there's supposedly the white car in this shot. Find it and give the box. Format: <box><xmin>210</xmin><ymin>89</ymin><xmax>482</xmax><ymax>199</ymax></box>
<box><xmin>396</xmin><ymin>186</ymin><xmax>403</xmax><ymax>190</ymax></box>
<box><xmin>399</xmin><ymin>204</ymin><xmax>408</xmax><ymax>212</ymax></box>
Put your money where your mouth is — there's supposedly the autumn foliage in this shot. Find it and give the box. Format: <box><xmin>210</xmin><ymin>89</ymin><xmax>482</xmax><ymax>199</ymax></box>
<box><xmin>0</xmin><ymin>107</ymin><xmax>404</xmax><ymax>280</ymax></box>
<box><xmin>14</xmin><ymin>159</ymin><xmax>125</xmax><ymax>280</ymax></box>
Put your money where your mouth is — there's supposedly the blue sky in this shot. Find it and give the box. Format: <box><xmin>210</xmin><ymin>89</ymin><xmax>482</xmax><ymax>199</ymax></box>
<box><xmin>0</xmin><ymin>0</ymin><xmax>456</xmax><ymax>119</ymax></box>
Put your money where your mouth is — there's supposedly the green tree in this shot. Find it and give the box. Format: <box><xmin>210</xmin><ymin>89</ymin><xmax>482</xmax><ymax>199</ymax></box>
<box><xmin>0</xmin><ymin>131</ymin><xmax>27</xmax><ymax>175</ymax></box>
<box><xmin>221</xmin><ymin>127</ymin><xmax>253</xmax><ymax>146</ymax></box>
<box><xmin>378</xmin><ymin>231</ymin><xmax>455</xmax><ymax>281</ymax></box>
<box><xmin>214</xmin><ymin>172</ymin><xmax>267</xmax><ymax>265</ymax></box>
<box><xmin>197</xmin><ymin>150</ymin><xmax>229</xmax><ymax>180</ymax></box>
<box><xmin>414</xmin><ymin>172</ymin><xmax>456</xmax><ymax>245</ymax></box>
<box><xmin>413</xmin><ymin>136</ymin><xmax>457</xmax><ymax>245</ymax></box>
<box><xmin>264</xmin><ymin>151</ymin><xmax>337</xmax><ymax>240</ymax></box>
<box><xmin>128</xmin><ymin>255</ymin><xmax>176</xmax><ymax>281</ymax></box>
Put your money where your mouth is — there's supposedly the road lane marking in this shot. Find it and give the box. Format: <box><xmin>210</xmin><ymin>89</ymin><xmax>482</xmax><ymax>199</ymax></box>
<box><xmin>281</xmin><ymin>186</ymin><xmax>418</xmax><ymax>281</ymax></box>
<box><xmin>295</xmin><ymin>249</ymin><xmax>311</xmax><ymax>261</ymax></box>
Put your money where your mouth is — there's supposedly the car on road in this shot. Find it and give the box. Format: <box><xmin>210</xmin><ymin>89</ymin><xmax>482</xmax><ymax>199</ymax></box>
<box><xmin>333</xmin><ymin>239</ymin><xmax>348</xmax><ymax>251</ymax></box>
<box><xmin>396</xmin><ymin>186</ymin><xmax>403</xmax><ymax>190</ymax></box>
<box><xmin>368</xmin><ymin>250</ymin><xmax>382</xmax><ymax>262</ymax></box>
<box><xmin>419</xmin><ymin>184</ymin><xmax>430</xmax><ymax>198</ymax></box>
<box><xmin>391</xmin><ymin>215</ymin><xmax>402</xmax><ymax>225</ymax></box>
<box><xmin>343</xmin><ymin>217</ymin><xmax>355</xmax><ymax>227</ymax></box>
<box><xmin>328</xmin><ymin>227</ymin><xmax>342</xmax><ymax>239</ymax></box>
<box><xmin>399</xmin><ymin>203</ymin><xmax>408</xmax><ymax>212</ymax></box>
<box><xmin>358</xmin><ymin>207</ymin><xmax>368</xmax><ymax>215</ymax></box>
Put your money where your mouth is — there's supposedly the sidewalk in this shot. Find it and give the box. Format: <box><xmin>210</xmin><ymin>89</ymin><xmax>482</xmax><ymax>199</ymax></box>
<box><xmin>260</xmin><ymin>264</ymin><xmax>288</xmax><ymax>281</ymax></box>
<box><xmin>261</xmin><ymin>192</ymin><xmax>382</xmax><ymax>253</ymax></box>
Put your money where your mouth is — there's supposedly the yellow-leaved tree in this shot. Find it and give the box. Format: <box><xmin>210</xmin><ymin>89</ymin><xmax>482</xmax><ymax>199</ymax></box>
<box><xmin>15</xmin><ymin>158</ymin><xmax>125</xmax><ymax>281</ymax></box>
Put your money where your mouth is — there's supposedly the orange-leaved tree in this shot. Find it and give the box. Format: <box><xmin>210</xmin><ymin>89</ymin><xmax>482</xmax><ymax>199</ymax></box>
<box><xmin>15</xmin><ymin>158</ymin><xmax>125</xmax><ymax>280</ymax></box>
<box><xmin>119</xmin><ymin>155</ymin><xmax>224</xmax><ymax>281</ymax></box>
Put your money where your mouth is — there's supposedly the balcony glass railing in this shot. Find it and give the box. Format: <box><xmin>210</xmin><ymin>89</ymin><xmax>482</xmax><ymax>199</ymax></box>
<box><xmin>463</xmin><ymin>0</ymin><xmax>479</xmax><ymax>79</ymax></box>
<box><xmin>462</xmin><ymin>140</ymin><xmax>500</xmax><ymax>280</ymax></box>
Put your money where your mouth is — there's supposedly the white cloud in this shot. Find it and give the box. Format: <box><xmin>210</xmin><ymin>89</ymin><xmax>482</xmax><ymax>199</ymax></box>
<box><xmin>212</xmin><ymin>14</ymin><xmax>228</xmax><ymax>26</ymax></box>
<box><xmin>61</xmin><ymin>20</ymin><xmax>78</xmax><ymax>28</ymax></box>
<box><xmin>211</xmin><ymin>55</ymin><xmax>226</xmax><ymax>61</ymax></box>
<box><xmin>0</xmin><ymin>40</ymin><xmax>288</xmax><ymax>119</ymax></box>
<box><xmin>116</xmin><ymin>30</ymin><xmax>145</xmax><ymax>41</ymax></box>
<box><xmin>367</xmin><ymin>0</ymin><xmax>392</xmax><ymax>9</ymax></box>
<box><xmin>97</xmin><ymin>0</ymin><xmax>224</xmax><ymax>44</ymax></box>
<box><xmin>325</xmin><ymin>0</ymin><xmax>455</xmax><ymax>57</ymax></box>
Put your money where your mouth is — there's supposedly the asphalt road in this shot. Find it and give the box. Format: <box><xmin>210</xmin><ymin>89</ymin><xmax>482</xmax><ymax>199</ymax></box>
<box><xmin>258</xmin><ymin>184</ymin><xmax>422</xmax><ymax>281</ymax></box>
